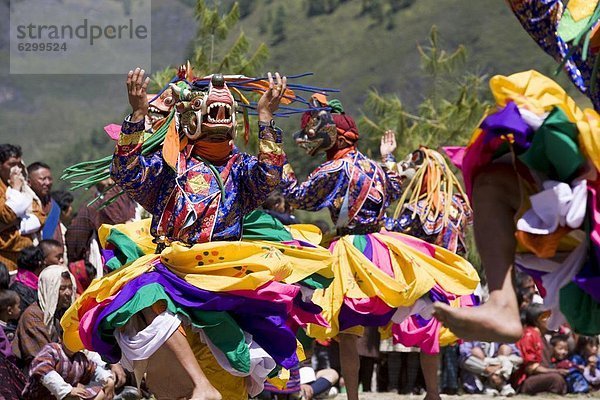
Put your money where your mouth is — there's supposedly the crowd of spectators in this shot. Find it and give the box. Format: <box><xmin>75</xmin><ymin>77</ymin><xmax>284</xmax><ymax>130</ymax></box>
<box><xmin>1</xmin><ymin>144</ymin><xmax>599</xmax><ymax>400</ymax></box>
<box><xmin>0</xmin><ymin>144</ymin><xmax>138</xmax><ymax>399</ymax></box>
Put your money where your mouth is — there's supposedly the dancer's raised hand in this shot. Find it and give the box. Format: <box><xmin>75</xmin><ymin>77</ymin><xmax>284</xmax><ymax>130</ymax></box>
<box><xmin>127</xmin><ymin>67</ymin><xmax>151</xmax><ymax>122</ymax></box>
<box><xmin>257</xmin><ymin>72</ymin><xmax>287</xmax><ymax>123</ymax></box>
<box><xmin>380</xmin><ymin>129</ymin><xmax>397</xmax><ymax>158</ymax></box>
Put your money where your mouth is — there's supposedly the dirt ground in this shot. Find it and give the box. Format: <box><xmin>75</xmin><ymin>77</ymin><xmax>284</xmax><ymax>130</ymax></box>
<box><xmin>355</xmin><ymin>394</ymin><xmax>600</xmax><ymax>399</ymax></box>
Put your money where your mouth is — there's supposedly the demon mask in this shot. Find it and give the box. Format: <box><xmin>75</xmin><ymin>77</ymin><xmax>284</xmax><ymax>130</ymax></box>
<box><xmin>293</xmin><ymin>99</ymin><xmax>337</xmax><ymax>156</ymax></box>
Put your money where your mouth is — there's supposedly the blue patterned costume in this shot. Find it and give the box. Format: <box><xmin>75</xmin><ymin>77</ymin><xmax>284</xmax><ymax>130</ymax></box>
<box><xmin>508</xmin><ymin>0</ymin><xmax>600</xmax><ymax>109</ymax></box>
<box><xmin>282</xmin><ymin>151</ymin><xmax>402</xmax><ymax>231</ymax></box>
<box><xmin>112</xmin><ymin>118</ymin><xmax>283</xmax><ymax>244</ymax></box>
<box><xmin>280</xmin><ymin>113</ymin><xmax>479</xmax><ymax>344</ymax></box>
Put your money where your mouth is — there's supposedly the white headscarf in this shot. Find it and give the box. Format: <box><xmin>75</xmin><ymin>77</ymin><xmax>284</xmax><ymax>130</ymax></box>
<box><xmin>37</xmin><ymin>264</ymin><xmax>76</xmax><ymax>330</ymax></box>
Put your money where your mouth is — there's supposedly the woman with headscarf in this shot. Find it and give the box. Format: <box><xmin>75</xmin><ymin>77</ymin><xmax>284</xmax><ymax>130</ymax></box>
<box><xmin>13</xmin><ymin>264</ymin><xmax>76</xmax><ymax>371</ymax></box>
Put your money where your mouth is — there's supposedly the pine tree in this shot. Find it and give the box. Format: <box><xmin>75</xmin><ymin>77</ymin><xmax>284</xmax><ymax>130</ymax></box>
<box><xmin>149</xmin><ymin>0</ymin><xmax>271</xmax><ymax>154</ymax></box>
<box><xmin>358</xmin><ymin>27</ymin><xmax>490</xmax><ymax>270</ymax></box>
<box><xmin>151</xmin><ymin>0</ymin><xmax>269</xmax><ymax>89</ymax></box>
<box><xmin>359</xmin><ymin>27</ymin><xmax>486</xmax><ymax>155</ymax></box>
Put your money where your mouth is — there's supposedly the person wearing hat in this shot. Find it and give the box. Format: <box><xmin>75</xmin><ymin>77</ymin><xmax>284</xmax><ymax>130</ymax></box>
<box><xmin>282</xmin><ymin>96</ymin><xmax>479</xmax><ymax>400</ymax></box>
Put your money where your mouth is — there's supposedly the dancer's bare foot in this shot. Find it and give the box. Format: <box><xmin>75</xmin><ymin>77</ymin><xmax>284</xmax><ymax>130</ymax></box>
<box><xmin>433</xmin><ymin>296</ymin><xmax>522</xmax><ymax>342</ymax></box>
<box><xmin>423</xmin><ymin>393</ymin><xmax>442</xmax><ymax>400</ymax></box>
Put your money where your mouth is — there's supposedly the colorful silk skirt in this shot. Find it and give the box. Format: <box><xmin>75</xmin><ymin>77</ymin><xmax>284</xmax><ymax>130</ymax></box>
<box><xmin>61</xmin><ymin>211</ymin><xmax>333</xmax><ymax>399</ymax></box>
<box><xmin>446</xmin><ymin>70</ymin><xmax>600</xmax><ymax>335</ymax></box>
<box><xmin>304</xmin><ymin>228</ymin><xmax>480</xmax><ymax>354</ymax></box>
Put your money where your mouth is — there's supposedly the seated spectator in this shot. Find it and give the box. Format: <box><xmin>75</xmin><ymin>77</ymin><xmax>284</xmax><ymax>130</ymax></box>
<box><xmin>0</xmin><ymin>144</ymin><xmax>45</xmax><ymax>270</ymax></box>
<box><xmin>13</xmin><ymin>265</ymin><xmax>76</xmax><ymax>371</ymax></box>
<box><xmin>11</xmin><ymin>245</ymin><xmax>45</xmax><ymax>312</ymax></box>
<box><xmin>572</xmin><ymin>335</ymin><xmax>599</xmax><ymax>366</ymax></box>
<box><xmin>50</xmin><ymin>190</ymin><xmax>74</xmax><ymax>227</ymax></box>
<box><xmin>22</xmin><ymin>342</ymin><xmax>115</xmax><ymax>400</ymax></box>
<box><xmin>66</xmin><ymin>179</ymin><xmax>135</xmax><ymax>274</ymax></box>
<box><xmin>572</xmin><ymin>336</ymin><xmax>600</xmax><ymax>391</ymax></box>
<box><xmin>550</xmin><ymin>335</ymin><xmax>588</xmax><ymax>393</ymax></box>
<box><xmin>512</xmin><ymin>304</ymin><xmax>567</xmax><ymax>395</ymax></box>
<box><xmin>459</xmin><ymin>341</ymin><xmax>521</xmax><ymax>396</ymax></box>
<box><xmin>0</xmin><ymin>263</ymin><xmax>26</xmax><ymax>399</ymax></box>
<box><xmin>299</xmin><ymin>367</ymin><xmax>339</xmax><ymax>400</ymax></box>
<box><xmin>39</xmin><ymin>239</ymin><xmax>65</xmax><ymax>267</ymax></box>
<box><xmin>0</xmin><ymin>262</ymin><xmax>21</xmax><ymax>342</ymax></box>
<box><xmin>262</xmin><ymin>191</ymin><xmax>297</xmax><ymax>225</ymax></box>
<box><xmin>27</xmin><ymin>162</ymin><xmax>62</xmax><ymax>243</ymax></box>
<box><xmin>258</xmin><ymin>364</ymin><xmax>338</xmax><ymax>400</ymax></box>
<box><xmin>584</xmin><ymin>355</ymin><xmax>600</xmax><ymax>390</ymax></box>
<box><xmin>515</xmin><ymin>270</ymin><xmax>537</xmax><ymax>298</ymax></box>
<box><xmin>69</xmin><ymin>261</ymin><xmax>97</xmax><ymax>296</ymax></box>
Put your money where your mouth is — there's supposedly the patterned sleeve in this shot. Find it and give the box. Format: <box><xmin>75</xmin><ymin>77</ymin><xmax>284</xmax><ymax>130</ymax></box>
<box><xmin>506</xmin><ymin>0</ymin><xmax>563</xmax><ymax>60</ymax></box>
<box><xmin>29</xmin><ymin>343</ymin><xmax>61</xmax><ymax>378</ymax></box>
<box><xmin>110</xmin><ymin>117</ymin><xmax>171</xmax><ymax>213</ymax></box>
<box><xmin>241</xmin><ymin>123</ymin><xmax>285</xmax><ymax>207</ymax></box>
<box><xmin>32</xmin><ymin>345</ymin><xmax>74</xmax><ymax>400</ymax></box>
<box><xmin>380</xmin><ymin>154</ymin><xmax>404</xmax><ymax>203</ymax></box>
<box><xmin>281</xmin><ymin>158</ymin><xmax>347</xmax><ymax>211</ymax></box>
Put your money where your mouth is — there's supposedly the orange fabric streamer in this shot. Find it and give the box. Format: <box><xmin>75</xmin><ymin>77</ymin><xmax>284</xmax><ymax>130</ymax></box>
<box><xmin>515</xmin><ymin>226</ymin><xmax>572</xmax><ymax>259</ymax></box>
<box><xmin>162</xmin><ymin>116</ymin><xmax>181</xmax><ymax>170</ymax></box>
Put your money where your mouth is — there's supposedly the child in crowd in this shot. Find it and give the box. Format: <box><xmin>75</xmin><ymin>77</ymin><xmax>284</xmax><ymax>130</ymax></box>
<box><xmin>39</xmin><ymin>240</ymin><xmax>65</xmax><ymax>267</ymax></box>
<box><xmin>584</xmin><ymin>355</ymin><xmax>600</xmax><ymax>389</ymax></box>
<box><xmin>262</xmin><ymin>191</ymin><xmax>297</xmax><ymax>225</ymax></box>
<box><xmin>22</xmin><ymin>342</ymin><xmax>115</xmax><ymax>400</ymax></box>
<box><xmin>10</xmin><ymin>245</ymin><xmax>45</xmax><ymax>312</ymax></box>
<box><xmin>0</xmin><ymin>261</ymin><xmax>20</xmax><ymax>341</ymax></box>
<box><xmin>572</xmin><ymin>336</ymin><xmax>600</xmax><ymax>391</ymax></box>
<box><xmin>0</xmin><ymin>263</ymin><xmax>26</xmax><ymax>399</ymax></box>
<box><xmin>69</xmin><ymin>261</ymin><xmax>97</xmax><ymax>295</ymax></box>
<box><xmin>550</xmin><ymin>335</ymin><xmax>588</xmax><ymax>393</ymax></box>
